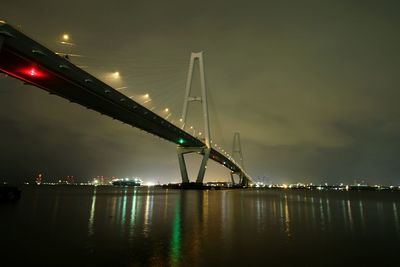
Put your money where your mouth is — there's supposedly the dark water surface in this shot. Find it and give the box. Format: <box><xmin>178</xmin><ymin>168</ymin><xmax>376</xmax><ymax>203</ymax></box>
<box><xmin>1</xmin><ymin>186</ymin><xmax>399</xmax><ymax>266</ymax></box>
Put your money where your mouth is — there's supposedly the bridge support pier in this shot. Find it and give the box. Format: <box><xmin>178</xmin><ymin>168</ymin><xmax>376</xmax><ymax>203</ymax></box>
<box><xmin>230</xmin><ymin>171</ymin><xmax>249</xmax><ymax>187</ymax></box>
<box><xmin>230</xmin><ymin>171</ymin><xmax>243</xmax><ymax>185</ymax></box>
<box><xmin>177</xmin><ymin>146</ymin><xmax>211</xmax><ymax>184</ymax></box>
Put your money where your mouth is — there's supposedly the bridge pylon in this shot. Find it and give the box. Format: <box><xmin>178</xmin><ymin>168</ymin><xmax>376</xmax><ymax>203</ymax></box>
<box><xmin>177</xmin><ymin>52</ymin><xmax>211</xmax><ymax>184</ymax></box>
<box><xmin>230</xmin><ymin>132</ymin><xmax>247</xmax><ymax>186</ymax></box>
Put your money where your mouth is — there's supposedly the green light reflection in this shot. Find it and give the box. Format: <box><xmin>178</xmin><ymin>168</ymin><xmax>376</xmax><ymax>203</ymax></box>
<box><xmin>170</xmin><ymin>197</ymin><xmax>182</xmax><ymax>267</ymax></box>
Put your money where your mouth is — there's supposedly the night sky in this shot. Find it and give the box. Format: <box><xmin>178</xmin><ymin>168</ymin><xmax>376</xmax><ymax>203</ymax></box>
<box><xmin>1</xmin><ymin>0</ymin><xmax>400</xmax><ymax>185</ymax></box>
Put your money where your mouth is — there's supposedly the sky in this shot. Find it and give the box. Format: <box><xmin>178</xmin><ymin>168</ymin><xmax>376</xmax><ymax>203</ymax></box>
<box><xmin>1</xmin><ymin>0</ymin><xmax>400</xmax><ymax>185</ymax></box>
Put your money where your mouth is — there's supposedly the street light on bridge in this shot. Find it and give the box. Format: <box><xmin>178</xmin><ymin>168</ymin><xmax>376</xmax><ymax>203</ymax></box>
<box><xmin>60</xmin><ymin>33</ymin><xmax>75</xmax><ymax>46</ymax></box>
<box><xmin>113</xmin><ymin>71</ymin><xmax>120</xmax><ymax>79</ymax></box>
<box><xmin>142</xmin><ymin>93</ymin><xmax>151</xmax><ymax>104</ymax></box>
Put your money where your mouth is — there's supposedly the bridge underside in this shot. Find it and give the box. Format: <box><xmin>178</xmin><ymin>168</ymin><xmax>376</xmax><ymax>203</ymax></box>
<box><xmin>0</xmin><ymin>22</ymin><xmax>252</xmax><ymax>186</ymax></box>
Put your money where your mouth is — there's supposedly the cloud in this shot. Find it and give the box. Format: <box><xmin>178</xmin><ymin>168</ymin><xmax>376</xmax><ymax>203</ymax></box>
<box><xmin>1</xmin><ymin>0</ymin><xmax>400</xmax><ymax>184</ymax></box>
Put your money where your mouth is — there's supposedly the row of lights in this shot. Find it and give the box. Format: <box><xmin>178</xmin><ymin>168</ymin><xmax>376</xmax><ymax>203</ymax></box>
<box><xmin>59</xmin><ymin>33</ymin><xmax>237</xmax><ymax>166</ymax></box>
<box><xmin>127</xmin><ymin>92</ymin><xmax>235</xmax><ymax>160</ymax></box>
<box><xmin>14</xmin><ymin>31</ymin><xmax>246</xmax><ymax>178</ymax></box>
<box><xmin>59</xmin><ymin>33</ymin><xmax>179</xmax><ymax>126</ymax></box>
<box><xmin>58</xmin><ymin>34</ymin><xmax>201</xmax><ymax>136</ymax></box>
<box><xmin>141</xmin><ymin>90</ymin><xmax>234</xmax><ymax>160</ymax></box>
<box><xmin>59</xmin><ymin>33</ymin><xmax>202</xmax><ymax>137</ymax></box>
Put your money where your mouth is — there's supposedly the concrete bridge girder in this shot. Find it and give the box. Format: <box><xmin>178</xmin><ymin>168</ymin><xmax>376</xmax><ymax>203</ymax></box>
<box><xmin>0</xmin><ymin>36</ymin><xmax>4</xmax><ymax>54</ymax></box>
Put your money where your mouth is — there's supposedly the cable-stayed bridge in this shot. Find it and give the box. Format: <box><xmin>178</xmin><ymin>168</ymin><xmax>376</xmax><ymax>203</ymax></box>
<box><xmin>0</xmin><ymin>21</ymin><xmax>252</xmax><ymax>186</ymax></box>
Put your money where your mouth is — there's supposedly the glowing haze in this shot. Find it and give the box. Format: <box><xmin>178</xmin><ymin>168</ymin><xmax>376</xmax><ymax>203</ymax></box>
<box><xmin>1</xmin><ymin>0</ymin><xmax>400</xmax><ymax>185</ymax></box>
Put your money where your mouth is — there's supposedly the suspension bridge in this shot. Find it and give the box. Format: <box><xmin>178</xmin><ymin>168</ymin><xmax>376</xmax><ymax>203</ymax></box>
<box><xmin>0</xmin><ymin>21</ymin><xmax>253</xmax><ymax>186</ymax></box>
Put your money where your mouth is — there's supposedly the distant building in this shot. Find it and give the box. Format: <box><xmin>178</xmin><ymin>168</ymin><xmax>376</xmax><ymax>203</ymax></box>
<box><xmin>35</xmin><ymin>173</ymin><xmax>43</xmax><ymax>185</ymax></box>
<box><xmin>91</xmin><ymin>176</ymin><xmax>116</xmax><ymax>185</ymax></box>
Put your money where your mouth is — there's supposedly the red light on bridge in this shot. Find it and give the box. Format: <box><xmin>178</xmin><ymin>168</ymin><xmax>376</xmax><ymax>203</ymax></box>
<box><xmin>20</xmin><ymin>67</ymin><xmax>46</xmax><ymax>78</ymax></box>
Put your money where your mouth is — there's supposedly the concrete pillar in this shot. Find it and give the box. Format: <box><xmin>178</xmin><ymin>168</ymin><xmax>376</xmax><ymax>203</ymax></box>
<box><xmin>196</xmin><ymin>148</ymin><xmax>210</xmax><ymax>183</ymax></box>
<box><xmin>177</xmin><ymin>147</ymin><xmax>190</xmax><ymax>184</ymax></box>
<box><xmin>177</xmin><ymin>146</ymin><xmax>210</xmax><ymax>184</ymax></box>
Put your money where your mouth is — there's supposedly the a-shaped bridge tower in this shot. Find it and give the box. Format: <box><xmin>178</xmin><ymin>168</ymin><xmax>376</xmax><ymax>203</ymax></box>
<box><xmin>177</xmin><ymin>52</ymin><xmax>211</xmax><ymax>184</ymax></box>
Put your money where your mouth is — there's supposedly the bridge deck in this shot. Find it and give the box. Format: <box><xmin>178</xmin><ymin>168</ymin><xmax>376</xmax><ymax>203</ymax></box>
<box><xmin>0</xmin><ymin>22</ymin><xmax>251</xmax><ymax>182</ymax></box>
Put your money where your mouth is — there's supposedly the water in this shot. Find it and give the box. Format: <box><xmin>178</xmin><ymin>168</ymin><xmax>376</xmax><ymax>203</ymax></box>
<box><xmin>1</xmin><ymin>186</ymin><xmax>399</xmax><ymax>266</ymax></box>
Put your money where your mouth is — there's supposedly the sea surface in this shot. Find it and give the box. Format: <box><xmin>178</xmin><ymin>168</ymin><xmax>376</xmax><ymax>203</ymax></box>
<box><xmin>1</xmin><ymin>186</ymin><xmax>399</xmax><ymax>266</ymax></box>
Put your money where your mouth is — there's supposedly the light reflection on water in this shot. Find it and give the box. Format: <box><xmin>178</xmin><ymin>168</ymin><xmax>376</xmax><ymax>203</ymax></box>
<box><xmin>394</xmin><ymin>202</ymin><xmax>399</xmax><ymax>233</ymax></box>
<box><xmin>129</xmin><ymin>188</ymin><xmax>137</xmax><ymax>239</ymax></box>
<box><xmin>347</xmin><ymin>199</ymin><xmax>354</xmax><ymax>231</ymax></box>
<box><xmin>2</xmin><ymin>186</ymin><xmax>400</xmax><ymax>266</ymax></box>
<box><xmin>318</xmin><ymin>198</ymin><xmax>324</xmax><ymax>231</ymax></box>
<box><xmin>88</xmin><ymin>188</ymin><xmax>96</xmax><ymax>236</ymax></box>
<box><xmin>170</xmin><ymin>194</ymin><xmax>181</xmax><ymax>267</ymax></box>
<box><xmin>284</xmin><ymin>194</ymin><xmax>290</xmax><ymax>237</ymax></box>
<box><xmin>143</xmin><ymin>190</ymin><xmax>153</xmax><ymax>237</ymax></box>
